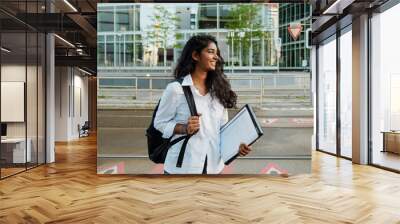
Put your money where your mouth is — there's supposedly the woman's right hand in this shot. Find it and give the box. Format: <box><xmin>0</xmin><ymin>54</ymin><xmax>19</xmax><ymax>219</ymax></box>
<box><xmin>187</xmin><ymin>114</ymin><xmax>201</xmax><ymax>135</ymax></box>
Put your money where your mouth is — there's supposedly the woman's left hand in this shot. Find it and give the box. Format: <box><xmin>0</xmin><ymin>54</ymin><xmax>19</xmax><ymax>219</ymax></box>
<box><xmin>238</xmin><ymin>143</ymin><xmax>252</xmax><ymax>156</ymax></box>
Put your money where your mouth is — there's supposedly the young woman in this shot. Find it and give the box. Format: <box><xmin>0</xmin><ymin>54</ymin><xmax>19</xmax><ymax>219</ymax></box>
<box><xmin>154</xmin><ymin>35</ymin><xmax>251</xmax><ymax>174</ymax></box>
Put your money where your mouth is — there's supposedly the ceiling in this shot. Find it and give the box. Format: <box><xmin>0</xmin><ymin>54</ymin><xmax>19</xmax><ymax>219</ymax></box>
<box><xmin>0</xmin><ymin>0</ymin><xmax>98</xmax><ymax>74</ymax></box>
<box><xmin>2</xmin><ymin>0</ymin><xmax>395</xmax><ymax>74</ymax></box>
<box><xmin>310</xmin><ymin>0</ymin><xmax>391</xmax><ymax>44</ymax></box>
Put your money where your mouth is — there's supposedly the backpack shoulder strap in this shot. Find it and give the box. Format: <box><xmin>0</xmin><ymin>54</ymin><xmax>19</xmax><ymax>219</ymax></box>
<box><xmin>175</xmin><ymin>78</ymin><xmax>197</xmax><ymax>116</ymax></box>
<box><xmin>182</xmin><ymin>86</ymin><xmax>198</xmax><ymax>116</ymax></box>
<box><xmin>175</xmin><ymin>78</ymin><xmax>199</xmax><ymax>168</ymax></box>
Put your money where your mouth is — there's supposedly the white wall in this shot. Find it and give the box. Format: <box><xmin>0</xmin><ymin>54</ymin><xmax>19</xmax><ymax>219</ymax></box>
<box><xmin>1</xmin><ymin>65</ymin><xmax>26</xmax><ymax>138</ymax></box>
<box><xmin>71</xmin><ymin>72</ymin><xmax>89</xmax><ymax>138</ymax></box>
<box><xmin>1</xmin><ymin>65</ymin><xmax>26</xmax><ymax>81</ymax></box>
<box><xmin>55</xmin><ymin>67</ymin><xmax>89</xmax><ymax>141</ymax></box>
<box><xmin>55</xmin><ymin>66</ymin><xmax>69</xmax><ymax>141</ymax></box>
<box><xmin>1</xmin><ymin>63</ymin><xmax>46</xmax><ymax>164</ymax></box>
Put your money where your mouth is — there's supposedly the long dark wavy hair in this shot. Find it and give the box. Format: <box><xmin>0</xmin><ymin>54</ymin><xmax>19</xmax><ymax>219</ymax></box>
<box><xmin>173</xmin><ymin>35</ymin><xmax>237</xmax><ymax>109</ymax></box>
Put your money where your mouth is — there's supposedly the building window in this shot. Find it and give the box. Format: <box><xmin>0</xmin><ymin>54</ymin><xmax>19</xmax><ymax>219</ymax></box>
<box><xmin>106</xmin><ymin>35</ymin><xmax>114</xmax><ymax>66</ymax></box>
<box><xmin>198</xmin><ymin>4</ymin><xmax>218</xmax><ymax>29</ymax></box>
<box><xmin>98</xmin><ymin>36</ymin><xmax>105</xmax><ymax>67</ymax></box>
<box><xmin>340</xmin><ymin>28</ymin><xmax>352</xmax><ymax>158</ymax></box>
<box><xmin>371</xmin><ymin>4</ymin><xmax>400</xmax><ymax>171</ymax></box>
<box><xmin>115</xmin><ymin>6</ymin><xmax>134</xmax><ymax>32</ymax></box>
<box><xmin>98</xmin><ymin>7</ymin><xmax>114</xmax><ymax>32</ymax></box>
<box><xmin>97</xmin><ymin>3</ymin><xmax>311</xmax><ymax>71</ymax></box>
<box><xmin>318</xmin><ymin>36</ymin><xmax>337</xmax><ymax>154</ymax></box>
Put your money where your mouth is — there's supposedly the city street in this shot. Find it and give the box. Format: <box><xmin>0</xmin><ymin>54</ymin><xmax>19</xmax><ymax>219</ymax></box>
<box><xmin>97</xmin><ymin>108</ymin><xmax>312</xmax><ymax>174</ymax></box>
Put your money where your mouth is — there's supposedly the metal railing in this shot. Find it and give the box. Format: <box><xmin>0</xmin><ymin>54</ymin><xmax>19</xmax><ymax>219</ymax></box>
<box><xmin>97</xmin><ymin>74</ymin><xmax>311</xmax><ymax>109</ymax></box>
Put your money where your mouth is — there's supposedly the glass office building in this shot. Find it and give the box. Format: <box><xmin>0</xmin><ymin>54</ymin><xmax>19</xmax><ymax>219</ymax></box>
<box><xmin>97</xmin><ymin>3</ymin><xmax>313</xmax><ymax>112</ymax></box>
<box><xmin>279</xmin><ymin>3</ymin><xmax>311</xmax><ymax>70</ymax></box>
<box><xmin>97</xmin><ymin>3</ymin><xmax>311</xmax><ymax>73</ymax></box>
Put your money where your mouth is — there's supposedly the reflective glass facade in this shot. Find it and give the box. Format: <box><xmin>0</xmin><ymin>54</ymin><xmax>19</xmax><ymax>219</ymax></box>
<box><xmin>279</xmin><ymin>4</ymin><xmax>311</xmax><ymax>70</ymax></box>
<box><xmin>97</xmin><ymin>3</ymin><xmax>311</xmax><ymax>72</ymax></box>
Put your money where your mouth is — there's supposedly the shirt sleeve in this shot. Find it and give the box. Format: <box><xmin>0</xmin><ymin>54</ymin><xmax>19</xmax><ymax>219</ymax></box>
<box><xmin>154</xmin><ymin>83</ymin><xmax>179</xmax><ymax>139</ymax></box>
<box><xmin>220</xmin><ymin>108</ymin><xmax>229</xmax><ymax>127</ymax></box>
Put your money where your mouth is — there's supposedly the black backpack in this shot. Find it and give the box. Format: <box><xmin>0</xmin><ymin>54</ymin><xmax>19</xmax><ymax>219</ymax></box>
<box><xmin>146</xmin><ymin>79</ymin><xmax>198</xmax><ymax>167</ymax></box>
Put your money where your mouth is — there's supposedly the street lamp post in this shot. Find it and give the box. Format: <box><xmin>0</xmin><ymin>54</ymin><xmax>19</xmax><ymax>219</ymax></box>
<box><xmin>238</xmin><ymin>31</ymin><xmax>245</xmax><ymax>67</ymax></box>
<box><xmin>229</xmin><ymin>31</ymin><xmax>234</xmax><ymax>71</ymax></box>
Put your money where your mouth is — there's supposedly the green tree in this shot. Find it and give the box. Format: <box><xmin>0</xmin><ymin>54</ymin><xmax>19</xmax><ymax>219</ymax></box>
<box><xmin>225</xmin><ymin>4</ymin><xmax>272</xmax><ymax>66</ymax></box>
<box><xmin>146</xmin><ymin>5</ymin><xmax>181</xmax><ymax>67</ymax></box>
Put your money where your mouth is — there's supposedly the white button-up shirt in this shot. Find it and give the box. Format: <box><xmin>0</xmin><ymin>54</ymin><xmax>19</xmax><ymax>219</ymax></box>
<box><xmin>154</xmin><ymin>74</ymin><xmax>228</xmax><ymax>174</ymax></box>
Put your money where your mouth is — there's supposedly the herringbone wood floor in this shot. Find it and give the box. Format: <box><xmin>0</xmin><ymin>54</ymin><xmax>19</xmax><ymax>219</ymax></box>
<box><xmin>1</xmin><ymin>134</ymin><xmax>400</xmax><ymax>224</ymax></box>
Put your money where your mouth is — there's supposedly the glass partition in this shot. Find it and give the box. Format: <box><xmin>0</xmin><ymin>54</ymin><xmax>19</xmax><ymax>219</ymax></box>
<box><xmin>317</xmin><ymin>36</ymin><xmax>337</xmax><ymax>155</ymax></box>
<box><xmin>1</xmin><ymin>31</ymin><xmax>28</xmax><ymax>177</ymax></box>
<box><xmin>0</xmin><ymin>0</ymin><xmax>46</xmax><ymax>179</ymax></box>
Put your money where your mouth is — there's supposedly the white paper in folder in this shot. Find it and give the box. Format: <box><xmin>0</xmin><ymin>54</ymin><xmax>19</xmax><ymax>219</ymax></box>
<box><xmin>219</xmin><ymin>104</ymin><xmax>263</xmax><ymax>165</ymax></box>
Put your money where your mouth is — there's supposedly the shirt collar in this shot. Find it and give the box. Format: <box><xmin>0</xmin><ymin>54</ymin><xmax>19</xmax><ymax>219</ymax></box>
<box><xmin>181</xmin><ymin>74</ymin><xmax>193</xmax><ymax>86</ymax></box>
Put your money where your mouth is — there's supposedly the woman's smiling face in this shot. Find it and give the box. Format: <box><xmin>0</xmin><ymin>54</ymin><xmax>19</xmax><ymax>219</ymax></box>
<box><xmin>193</xmin><ymin>42</ymin><xmax>219</xmax><ymax>72</ymax></box>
